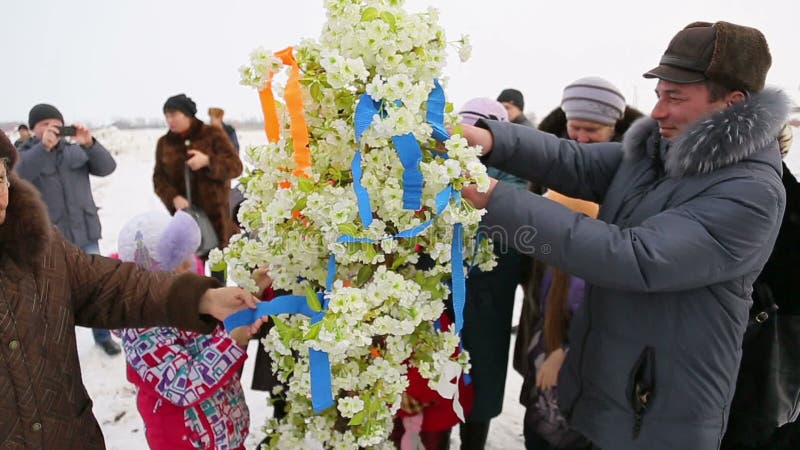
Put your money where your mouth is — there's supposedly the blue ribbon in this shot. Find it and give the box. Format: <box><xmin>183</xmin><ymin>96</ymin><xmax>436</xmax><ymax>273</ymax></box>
<box><xmin>344</xmin><ymin>78</ymin><xmax>470</xmax><ymax>348</ymax></box>
<box><xmin>354</xmin><ymin>94</ymin><xmax>381</xmax><ymax>145</ymax></box>
<box><xmin>351</xmin><ymin>150</ymin><xmax>373</xmax><ymax>227</ymax></box>
<box><xmin>427</xmin><ymin>79</ymin><xmax>449</xmax><ymax>143</ymax></box>
<box><xmin>339</xmin><ymin>185</ymin><xmax>453</xmax><ymax>245</ymax></box>
<box><xmin>451</xmin><ymin>192</ymin><xmax>465</xmax><ymax>336</ymax></box>
<box><xmin>352</xmin><ymin>82</ymin><xmax>450</xmax><ymax>219</ymax></box>
<box><xmin>391</xmin><ymin>133</ymin><xmax>424</xmax><ymax>210</ymax></box>
<box><xmin>224</xmin><ymin>294</ymin><xmax>334</xmax><ymax>413</ymax></box>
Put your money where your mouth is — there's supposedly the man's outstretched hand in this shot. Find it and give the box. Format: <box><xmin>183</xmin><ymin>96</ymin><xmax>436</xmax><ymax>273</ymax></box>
<box><xmin>461</xmin><ymin>177</ymin><xmax>498</xmax><ymax>209</ymax></box>
<box><xmin>198</xmin><ymin>287</ymin><xmax>259</xmax><ymax>322</ymax></box>
<box><xmin>460</xmin><ymin>123</ymin><xmax>494</xmax><ymax>155</ymax></box>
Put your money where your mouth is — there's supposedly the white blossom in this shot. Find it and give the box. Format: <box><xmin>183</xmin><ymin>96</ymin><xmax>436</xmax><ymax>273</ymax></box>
<box><xmin>224</xmin><ymin>0</ymin><xmax>494</xmax><ymax>446</ymax></box>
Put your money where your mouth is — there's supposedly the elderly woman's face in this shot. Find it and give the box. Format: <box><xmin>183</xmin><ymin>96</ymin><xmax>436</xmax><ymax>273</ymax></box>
<box><xmin>0</xmin><ymin>163</ymin><xmax>9</xmax><ymax>226</ymax></box>
<box><xmin>567</xmin><ymin>119</ymin><xmax>615</xmax><ymax>143</ymax></box>
<box><xmin>165</xmin><ymin>110</ymin><xmax>192</xmax><ymax>134</ymax></box>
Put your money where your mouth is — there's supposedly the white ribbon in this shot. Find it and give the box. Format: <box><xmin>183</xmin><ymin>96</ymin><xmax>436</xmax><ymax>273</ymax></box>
<box><xmin>433</xmin><ymin>360</ymin><xmax>466</xmax><ymax>422</ymax></box>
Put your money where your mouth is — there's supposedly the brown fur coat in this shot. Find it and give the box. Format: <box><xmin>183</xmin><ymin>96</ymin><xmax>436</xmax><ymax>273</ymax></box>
<box><xmin>153</xmin><ymin>119</ymin><xmax>243</xmax><ymax>248</ymax></box>
<box><xmin>0</xmin><ymin>171</ymin><xmax>219</xmax><ymax>449</ymax></box>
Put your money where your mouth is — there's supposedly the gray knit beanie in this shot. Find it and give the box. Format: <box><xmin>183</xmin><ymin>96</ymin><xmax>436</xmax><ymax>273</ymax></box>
<box><xmin>560</xmin><ymin>77</ymin><xmax>626</xmax><ymax>126</ymax></box>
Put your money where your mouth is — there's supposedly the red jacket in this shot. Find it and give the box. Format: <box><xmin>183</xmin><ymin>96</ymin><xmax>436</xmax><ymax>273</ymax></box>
<box><xmin>398</xmin><ymin>315</ymin><xmax>474</xmax><ymax>432</ymax></box>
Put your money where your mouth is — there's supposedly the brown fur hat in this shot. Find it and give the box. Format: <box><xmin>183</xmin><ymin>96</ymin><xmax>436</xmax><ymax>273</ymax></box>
<box><xmin>644</xmin><ymin>21</ymin><xmax>771</xmax><ymax>93</ymax></box>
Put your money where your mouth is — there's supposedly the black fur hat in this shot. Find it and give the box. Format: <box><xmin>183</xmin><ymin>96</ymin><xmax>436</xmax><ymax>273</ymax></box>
<box><xmin>163</xmin><ymin>93</ymin><xmax>198</xmax><ymax>117</ymax></box>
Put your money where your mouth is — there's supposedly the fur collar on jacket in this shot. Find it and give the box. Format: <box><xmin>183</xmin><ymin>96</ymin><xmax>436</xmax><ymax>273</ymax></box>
<box><xmin>623</xmin><ymin>87</ymin><xmax>792</xmax><ymax>178</ymax></box>
<box><xmin>0</xmin><ymin>174</ymin><xmax>51</xmax><ymax>270</ymax></box>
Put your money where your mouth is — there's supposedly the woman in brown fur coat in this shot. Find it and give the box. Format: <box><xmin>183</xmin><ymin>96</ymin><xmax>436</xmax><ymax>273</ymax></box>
<box><xmin>153</xmin><ymin>94</ymin><xmax>243</xmax><ymax>265</ymax></box>
<box><xmin>0</xmin><ymin>131</ymin><xmax>259</xmax><ymax>450</ymax></box>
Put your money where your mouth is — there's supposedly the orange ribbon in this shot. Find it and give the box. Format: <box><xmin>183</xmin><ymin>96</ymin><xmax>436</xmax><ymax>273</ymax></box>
<box><xmin>257</xmin><ymin>46</ymin><xmax>312</xmax><ymax>179</ymax></box>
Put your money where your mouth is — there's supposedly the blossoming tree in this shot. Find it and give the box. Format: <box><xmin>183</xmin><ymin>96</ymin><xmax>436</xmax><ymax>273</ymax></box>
<box><xmin>211</xmin><ymin>0</ymin><xmax>496</xmax><ymax>447</ymax></box>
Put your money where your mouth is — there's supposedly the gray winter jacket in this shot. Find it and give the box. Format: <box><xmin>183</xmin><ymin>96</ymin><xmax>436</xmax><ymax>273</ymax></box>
<box><xmin>480</xmin><ymin>88</ymin><xmax>790</xmax><ymax>449</ymax></box>
<box><xmin>16</xmin><ymin>138</ymin><xmax>116</xmax><ymax>248</ymax></box>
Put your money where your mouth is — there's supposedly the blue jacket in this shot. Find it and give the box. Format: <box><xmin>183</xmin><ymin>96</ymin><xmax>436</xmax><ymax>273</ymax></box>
<box><xmin>480</xmin><ymin>88</ymin><xmax>790</xmax><ymax>449</ymax></box>
<box><xmin>17</xmin><ymin>138</ymin><xmax>116</xmax><ymax>248</ymax></box>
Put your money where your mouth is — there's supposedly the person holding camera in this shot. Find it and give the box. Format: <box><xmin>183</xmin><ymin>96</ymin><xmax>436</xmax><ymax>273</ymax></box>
<box><xmin>16</xmin><ymin>103</ymin><xmax>121</xmax><ymax>356</ymax></box>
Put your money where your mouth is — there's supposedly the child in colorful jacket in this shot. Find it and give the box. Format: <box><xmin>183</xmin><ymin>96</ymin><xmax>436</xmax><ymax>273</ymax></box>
<box><xmin>117</xmin><ymin>211</ymin><xmax>250</xmax><ymax>450</ymax></box>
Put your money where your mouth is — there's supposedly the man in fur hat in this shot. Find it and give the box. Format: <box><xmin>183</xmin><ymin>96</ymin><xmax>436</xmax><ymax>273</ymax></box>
<box><xmin>460</xmin><ymin>21</ymin><xmax>790</xmax><ymax>449</ymax></box>
<box><xmin>0</xmin><ymin>132</ymin><xmax>263</xmax><ymax>450</ymax></box>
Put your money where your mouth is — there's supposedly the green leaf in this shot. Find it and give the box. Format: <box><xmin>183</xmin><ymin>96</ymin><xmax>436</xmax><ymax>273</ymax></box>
<box><xmin>380</xmin><ymin>11</ymin><xmax>396</xmax><ymax>31</ymax></box>
<box><xmin>338</xmin><ymin>223</ymin><xmax>358</xmax><ymax>235</ymax></box>
<box><xmin>367</xmin><ymin>396</ymin><xmax>381</xmax><ymax>415</ymax></box>
<box><xmin>361</xmin><ymin>7</ymin><xmax>379</xmax><ymax>21</ymax></box>
<box><xmin>242</xmin><ymin>209</ymin><xmax>260</xmax><ymax>227</ymax></box>
<box><xmin>326</xmin><ymin>167</ymin><xmax>342</xmax><ymax>184</ymax></box>
<box><xmin>348</xmin><ymin>410</ymin><xmax>366</xmax><ymax>426</ymax></box>
<box><xmin>210</xmin><ymin>259</ymin><xmax>227</xmax><ymax>272</ymax></box>
<box><xmin>310</xmin><ymin>82</ymin><xmax>322</xmax><ymax>102</ymax></box>
<box><xmin>445</xmin><ymin>102</ymin><xmax>454</xmax><ymax>113</ymax></box>
<box><xmin>362</xmin><ymin>243</ymin><xmax>377</xmax><ymax>261</ymax></box>
<box><xmin>304</xmin><ymin>321</ymin><xmax>322</xmax><ymax>340</ymax></box>
<box><xmin>297</xmin><ymin>177</ymin><xmax>315</xmax><ymax>193</ymax></box>
<box><xmin>390</xmin><ymin>255</ymin><xmax>407</xmax><ymax>270</ymax></box>
<box><xmin>271</xmin><ymin>316</ymin><xmax>290</xmax><ymax>339</ymax></box>
<box><xmin>356</xmin><ymin>265</ymin><xmax>374</xmax><ymax>287</ymax></box>
<box><xmin>305</xmin><ymin>285</ymin><xmax>323</xmax><ymax>312</ymax></box>
<box><xmin>292</xmin><ymin>197</ymin><xmax>307</xmax><ymax>213</ymax></box>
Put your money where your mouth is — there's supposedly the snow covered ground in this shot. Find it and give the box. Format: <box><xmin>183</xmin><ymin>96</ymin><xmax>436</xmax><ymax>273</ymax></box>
<box><xmin>73</xmin><ymin>128</ymin><xmax>527</xmax><ymax>449</ymax></box>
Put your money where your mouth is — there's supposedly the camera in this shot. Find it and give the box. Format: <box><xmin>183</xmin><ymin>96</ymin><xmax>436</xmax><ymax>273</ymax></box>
<box><xmin>58</xmin><ymin>126</ymin><xmax>77</xmax><ymax>137</ymax></box>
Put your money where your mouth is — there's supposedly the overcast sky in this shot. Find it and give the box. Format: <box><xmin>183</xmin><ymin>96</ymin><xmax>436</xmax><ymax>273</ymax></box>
<box><xmin>2</xmin><ymin>0</ymin><xmax>798</xmax><ymax>125</ymax></box>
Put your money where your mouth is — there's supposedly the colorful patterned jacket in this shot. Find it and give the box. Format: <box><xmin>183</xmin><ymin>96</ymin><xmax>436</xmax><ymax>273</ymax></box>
<box><xmin>121</xmin><ymin>325</ymin><xmax>248</xmax><ymax>450</ymax></box>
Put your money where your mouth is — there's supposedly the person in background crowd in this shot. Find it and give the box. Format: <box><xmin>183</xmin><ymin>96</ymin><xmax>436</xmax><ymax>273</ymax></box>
<box><xmin>117</xmin><ymin>211</ymin><xmax>261</xmax><ymax>450</ymax></box>
<box><xmin>514</xmin><ymin>77</ymin><xmax>643</xmax><ymax>380</ymax></box>
<box><xmin>0</xmin><ymin>132</ymin><xmax>260</xmax><ymax>449</ymax></box>
<box><xmin>455</xmin><ymin>97</ymin><xmax>524</xmax><ymax>450</ymax></box>
<box><xmin>515</xmin><ymin>77</ymin><xmax>642</xmax><ymax>450</ymax></box>
<box><xmin>13</xmin><ymin>124</ymin><xmax>30</xmax><ymax>148</ymax></box>
<box><xmin>495</xmin><ymin>89</ymin><xmax>545</xmax><ymax>195</ymax></box>
<box><xmin>721</xmin><ymin>123</ymin><xmax>800</xmax><ymax>450</ymax></box>
<box><xmin>460</xmin><ymin>21</ymin><xmax>790</xmax><ymax>449</ymax></box>
<box><xmin>153</xmin><ymin>94</ymin><xmax>243</xmax><ymax>283</ymax></box>
<box><xmin>497</xmin><ymin>88</ymin><xmax>535</xmax><ymax>127</ymax></box>
<box><xmin>16</xmin><ymin>103</ymin><xmax>121</xmax><ymax>356</ymax></box>
<box><xmin>208</xmin><ymin>107</ymin><xmax>240</xmax><ymax>154</ymax></box>
<box><xmin>209</xmin><ymin>105</ymin><xmax>246</xmax><ymax>225</ymax></box>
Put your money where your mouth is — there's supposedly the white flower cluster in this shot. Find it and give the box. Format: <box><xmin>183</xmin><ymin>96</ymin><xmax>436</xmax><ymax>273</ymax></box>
<box><xmin>239</xmin><ymin>47</ymin><xmax>284</xmax><ymax>90</ymax></box>
<box><xmin>214</xmin><ymin>0</ymin><xmax>497</xmax><ymax>447</ymax></box>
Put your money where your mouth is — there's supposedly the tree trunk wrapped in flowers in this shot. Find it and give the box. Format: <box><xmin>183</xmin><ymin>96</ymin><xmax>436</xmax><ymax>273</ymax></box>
<box><xmin>210</xmin><ymin>0</ymin><xmax>496</xmax><ymax>447</ymax></box>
